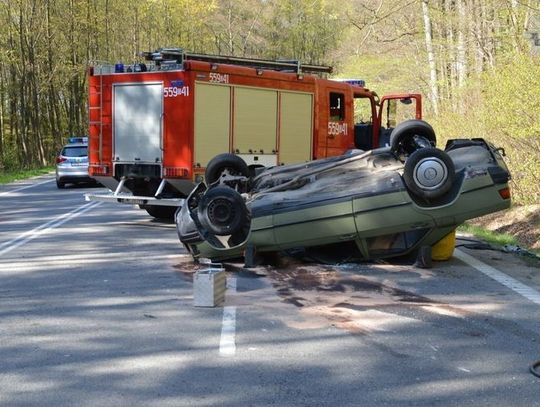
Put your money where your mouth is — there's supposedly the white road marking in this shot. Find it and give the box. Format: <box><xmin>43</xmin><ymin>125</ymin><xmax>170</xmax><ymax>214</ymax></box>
<box><xmin>220</xmin><ymin>276</ymin><xmax>237</xmax><ymax>357</ymax></box>
<box><xmin>0</xmin><ymin>253</ymin><xmax>181</xmax><ymax>273</ymax></box>
<box><xmin>219</xmin><ymin>306</ymin><xmax>237</xmax><ymax>357</ymax></box>
<box><xmin>0</xmin><ymin>201</ymin><xmax>102</xmax><ymax>257</ymax></box>
<box><xmin>0</xmin><ymin>178</ymin><xmax>54</xmax><ymax>196</ymax></box>
<box><xmin>454</xmin><ymin>249</ymin><xmax>540</xmax><ymax>307</ymax></box>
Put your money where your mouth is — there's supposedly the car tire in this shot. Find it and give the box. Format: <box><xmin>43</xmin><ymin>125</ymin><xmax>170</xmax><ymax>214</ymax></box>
<box><xmin>390</xmin><ymin>119</ymin><xmax>436</xmax><ymax>156</ymax></box>
<box><xmin>205</xmin><ymin>153</ymin><xmax>249</xmax><ymax>185</ymax></box>
<box><xmin>198</xmin><ymin>186</ymin><xmax>250</xmax><ymax>236</ymax></box>
<box><xmin>403</xmin><ymin>148</ymin><xmax>455</xmax><ymax>200</ymax></box>
<box><xmin>56</xmin><ymin>180</ymin><xmax>65</xmax><ymax>189</ymax></box>
<box><xmin>144</xmin><ymin>205</ymin><xmax>177</xmax><ymax>220</ymax></box>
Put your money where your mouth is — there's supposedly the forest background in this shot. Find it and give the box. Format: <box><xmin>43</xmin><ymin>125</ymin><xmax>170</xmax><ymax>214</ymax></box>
<box><xmin>0</xmin><ymin>0</ymin><xmax>538</xmax><ymax>205</ymax></box>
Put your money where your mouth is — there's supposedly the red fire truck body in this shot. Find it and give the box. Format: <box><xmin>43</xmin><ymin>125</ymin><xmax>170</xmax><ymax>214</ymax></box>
<box><xmin>86</xmin><ymin>50</ymin><xmax>421</xmax><ymax>217</ymax></box>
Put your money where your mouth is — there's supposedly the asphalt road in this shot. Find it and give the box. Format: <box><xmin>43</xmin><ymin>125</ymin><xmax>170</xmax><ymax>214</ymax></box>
<box><xmin>1</xmin><ymin>175</ymin><xmax>539</xmax><ymax>406</ymax></box>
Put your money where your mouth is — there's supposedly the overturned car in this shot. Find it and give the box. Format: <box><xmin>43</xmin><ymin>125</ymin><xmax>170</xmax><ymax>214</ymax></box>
<box><xmin>176</xmin><ymin>120</ymin><xmax>511</xmax><ymax>263</ymax></box>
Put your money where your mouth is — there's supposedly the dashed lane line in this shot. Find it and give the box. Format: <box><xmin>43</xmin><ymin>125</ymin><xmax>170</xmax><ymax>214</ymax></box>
<box><xmin>454</xmin><ymin>248</ymin><xmax>540</xmax><ymax>307</ymax></box>
<box><xmin>0</xmin><ymin>201</ymin><xmax>102</xmax><ymax>257</ymax></box>
<box><xmin>220</xmin><ymin>277</ymin><xmax>237</xmax><ymax>357</ymax></box>
<box><xmin>220</xmin><ymin>307</ymin><xmax>237</xmax><ymax>357</ymax></box>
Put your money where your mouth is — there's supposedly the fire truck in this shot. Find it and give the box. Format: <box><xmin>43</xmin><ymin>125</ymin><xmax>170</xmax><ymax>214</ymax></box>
<box><xmin>86</xmin><ymin>48</ymin><xmax>422</xmax><ymax>218</ymax></box>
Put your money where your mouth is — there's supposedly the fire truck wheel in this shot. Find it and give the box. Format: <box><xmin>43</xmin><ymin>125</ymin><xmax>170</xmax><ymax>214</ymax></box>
<box><xmin>144</xmin><ymin>205</ymin><xmax>177</xmax><ymax>220</ymax></box>
<box><xmin>390</xmin><ymin>119</ymin><xmax>436</xmax><ymax>156</ymax></box>
<box><xmin>403</xmin><ymin>148</ymin><xmax>455</xmax><ymax>200</ymax></box>
<box><xmin>198</xmin><ymin>186</ymin><xmax>250</xmax><ymax>236</ymax></box>
<box><xmin>205</xmin><ymin>153</ymin><xmax>249</xmax><ymax>185</ymax></box>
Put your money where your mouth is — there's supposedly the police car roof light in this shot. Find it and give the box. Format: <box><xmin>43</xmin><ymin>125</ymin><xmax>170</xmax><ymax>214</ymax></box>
<box><xmin>69</xmin><ymin>137</ymin><xmax>88</xmax><ymax>144</ymax></box>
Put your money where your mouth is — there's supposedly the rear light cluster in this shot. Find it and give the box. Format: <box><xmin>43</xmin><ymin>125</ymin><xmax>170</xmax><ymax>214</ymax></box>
<box><xmin>56</xmin><ymin>157</ymin><xmax>67</xmax><ymax>164</ymax></box>
<box><xmin>163</xmin><ymin>167</ymin><xmax>189</xmax><ymax>178</ymax></box>
<box><xmin>498</xmin><ymin>187</ymin><xmax>511</xmax><ymax>200</ymax></box>
<box><xmin>89</xmin><ymin>165</ymin><xmax>110</xmax><ymax>176</ymax></box>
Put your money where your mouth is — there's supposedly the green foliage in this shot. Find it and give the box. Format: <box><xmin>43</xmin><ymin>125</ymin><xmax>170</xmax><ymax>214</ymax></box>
<box><xmin>427</xmin><ymin>54</ymin><xmax>540</xmax><ymax>205</ymax></box>
<box><xmin>483</xmin><ymin>54</ymin><xmax>540</xmax><ymax>140</ymax></box>
<box><xmin>264</xmin><ymin>0</ymin><xmax>344</xmax><ymax>63</ymax></box>
<box><xmin>338</xmin><ymin>54</ymin><xmax>426</xmax><ymax>96</ymax></box>
<box><xmin>0</xmin><ymin>0</ymin><xmax>347</xmax><ymax>173</ymax></box>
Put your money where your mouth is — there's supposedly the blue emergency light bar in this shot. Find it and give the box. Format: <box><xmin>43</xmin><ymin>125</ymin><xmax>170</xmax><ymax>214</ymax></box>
<box><xmin>342</xmin><ymin>79</ymin><xmax>366</xmax><ymax>87</ymax></box>
<box><xmin>69</xmin><ymin>137</ymin><xmax>88</xmax><ymax>144</ymax></box>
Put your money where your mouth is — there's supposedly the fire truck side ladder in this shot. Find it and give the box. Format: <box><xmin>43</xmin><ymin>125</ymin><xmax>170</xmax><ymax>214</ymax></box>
<box><xmin>88</xmin><ymin>68</ymin><xmax>104</xmax><ymax>163</ymax></box>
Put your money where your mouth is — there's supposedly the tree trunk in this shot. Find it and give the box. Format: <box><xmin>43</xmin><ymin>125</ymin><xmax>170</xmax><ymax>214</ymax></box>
<box><xmin>0</xmin><ymin>65</ymin><xmax>4</xmax><ymax>170</ymax></box>
<box><xmin>472</xmin><ymin>0</ymin><xmax>485</xmax><ymax>74</ymax></box>
<box><xmin>18</xmin><ymin>3</ymin><xmax>30</xmax><ymax>167</ymax></box>
<box><xmin>508</xmin><ymin>0</ymin><xmax>522</xmax><ymax>52</ymax></box>
<box><xmin>456</xmin><ymin>0</ymin><xmax>467</xmax><ymax>88</ymax></box>
<box><xmin>421</xmin><ymin>0</ymin><xmax>439</xmax><ymax>114</ymax></box>
<box><xmin>443</xmin><ymin>0</ymin><xmax>456</xmax><ymax>105</ymax></box>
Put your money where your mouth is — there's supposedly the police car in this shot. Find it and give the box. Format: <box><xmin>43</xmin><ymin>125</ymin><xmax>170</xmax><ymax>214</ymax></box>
<box><xmin>55</xmin><ymin>137</ymin><xmax>93</xmax><ymax>188</ymax></box>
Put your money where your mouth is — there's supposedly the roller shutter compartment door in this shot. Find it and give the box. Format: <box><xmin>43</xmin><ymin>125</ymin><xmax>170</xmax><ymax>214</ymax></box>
<box><xmin>279</xmin><ymin>92</ymin><xmax>313</xmax><ymax>164</ymax></box>
<box><xmin>194</xmin><ymin>83</ymin><xmax>231</xmax><ymax>166</ymax></box>
<box><xmin>113</xmin><ymin>83</ymin><xmax>163</xmax><ymax>163</ymax></box>
<box><xmin>233</xmin><ymin>88</ymin><xmax>278</xmax><ymax>154</ymax></box>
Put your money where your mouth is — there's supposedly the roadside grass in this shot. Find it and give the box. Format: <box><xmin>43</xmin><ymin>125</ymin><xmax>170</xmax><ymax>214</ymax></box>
<box><xmin>458</xmin><ymin>223</ymin><xmax>540</xmax><ymax>261</ymax></box>
<box><xmin>0</xmin><ymin>166</ymin><xmax>54</xmax><ymax>185</ymax></box>
<box><xmin>458</xmin><ymin>223</ymin><xmax>517</xmax><ymax>246</ymax></box>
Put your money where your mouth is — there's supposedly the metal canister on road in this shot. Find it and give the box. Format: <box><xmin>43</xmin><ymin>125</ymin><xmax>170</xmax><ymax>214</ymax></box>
<box><xmin>193</xmin><ymin>263</ymin><xmax>226</xmax><ymax>307</ymax></box>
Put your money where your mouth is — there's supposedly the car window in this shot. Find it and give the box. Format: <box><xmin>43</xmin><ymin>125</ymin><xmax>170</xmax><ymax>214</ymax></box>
<box><xmin>61</xmin><ymin>146</ymin><xmax>87</xmax><ymax>157</ymax></box>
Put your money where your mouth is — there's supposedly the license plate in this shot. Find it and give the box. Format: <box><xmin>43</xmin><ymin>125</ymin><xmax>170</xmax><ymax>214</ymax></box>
<box><xmin>69</xmin><ymin>159</ymin><xmax>85</xmax><ymax>166</ymax></box>
<box><xmin>118</xmin><ymin>198</ymin><xmax>147</xmax><ymax>205</ymax></box>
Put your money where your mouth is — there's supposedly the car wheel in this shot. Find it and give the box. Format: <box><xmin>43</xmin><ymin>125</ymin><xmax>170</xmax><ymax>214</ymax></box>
<box><xmin>403</xmin><ymin>148</ymin><xmax>455</xmax><ymax>199</ymax></box>
<box><xmin>390</xmin><ymin>119</ymin><xmax>436</xmax><ymax>156</ymax></box>
<box><xmin>144</xmin><ymin>205</ymin><xmax>177</xmax><ymax>220</ymax></box>
<box><xmin>205</xmin><ymin>153</ymin><xmax>249</xmax><ymax>185</ymax></box>
<box><xmin>56</xmin><ymin>180</ymin><xmax>65</xmax><ymax>189</ymax></box>
<box><xmin>198</xmin><ymin>186</ymin><xmax>250</xmax><ymax>236</ymax></box>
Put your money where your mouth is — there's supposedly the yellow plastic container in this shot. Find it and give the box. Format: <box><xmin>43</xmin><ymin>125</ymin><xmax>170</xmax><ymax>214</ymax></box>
<box><xmin>431</xmin><ymin>229</ymin><xmax>456</xmax><ymax>261</ymax></box>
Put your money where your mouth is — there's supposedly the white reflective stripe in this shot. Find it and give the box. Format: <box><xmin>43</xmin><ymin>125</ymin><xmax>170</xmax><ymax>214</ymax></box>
<box><xmin>0</xmin><ymin>201</ymin><xmax>102</xmax><ymax>257</ymax></box>
<box><xmin>220</xmin><ymin>276</ymin><xmax>237</xmax><ymax>357</ymax></box>
<box><xmin>219</xmin><ymin>306</ymin><xmax>237</xmax><ymax>357</ymax></box>
<box><xmin>454</xmin><ymin>249</ymin><xmax>540</xmax><ymax>307</ymax></box>
<box><xmin>0</xmin><ymin>178</ymin><xmax>54</xmax><ymax>196</ymax></box>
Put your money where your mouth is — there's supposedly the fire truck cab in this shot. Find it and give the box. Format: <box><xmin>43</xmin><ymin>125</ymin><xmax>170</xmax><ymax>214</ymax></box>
<box><xmin>86</xmin><ymin>49</ymin><xmax>422</xmax><ymax>218</ymax></box>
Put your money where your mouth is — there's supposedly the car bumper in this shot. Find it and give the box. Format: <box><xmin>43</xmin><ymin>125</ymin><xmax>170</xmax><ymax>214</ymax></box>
<box><xmin>56</xmin><ymin>166</ymin><xmax>93</xmax><ymax>183</ymax></box>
